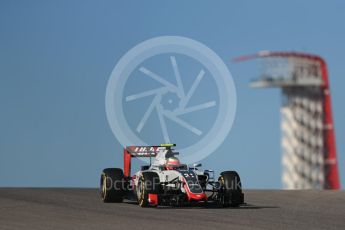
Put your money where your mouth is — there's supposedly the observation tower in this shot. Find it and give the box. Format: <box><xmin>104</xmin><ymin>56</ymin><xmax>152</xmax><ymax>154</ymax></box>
<box><xmin>235</xmin><ymin>51</ymin><xmax>340</xmax><ymax>189</ymax></box>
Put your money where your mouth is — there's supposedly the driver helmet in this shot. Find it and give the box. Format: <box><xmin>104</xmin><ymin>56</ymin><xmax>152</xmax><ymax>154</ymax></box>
<box><xmin>165</xmin><ymin>156</ymin><xmax>180</xmax><ymax>170</ymax></box>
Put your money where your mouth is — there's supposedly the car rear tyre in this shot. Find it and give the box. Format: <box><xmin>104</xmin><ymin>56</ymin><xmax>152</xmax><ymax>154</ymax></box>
<box><xmin>218</xmin><ymin>171</ymin><xmax>243</xmax><ymax>207</ymax></box>
<box><xmin>137</xmin><ymin>172</ymin><xmax>160</xmax><ymax>207</ymax></box>
<box><xmin>100</xmin><ymin>168</ymin><xmax>124</xmax><ymax>203</ymax></box>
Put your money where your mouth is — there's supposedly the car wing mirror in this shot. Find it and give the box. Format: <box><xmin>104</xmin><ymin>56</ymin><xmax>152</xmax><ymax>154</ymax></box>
<box><xmin>193</xmin><ymin>163</ymin><xmax>202</xmax><ymax>168</ymax></box>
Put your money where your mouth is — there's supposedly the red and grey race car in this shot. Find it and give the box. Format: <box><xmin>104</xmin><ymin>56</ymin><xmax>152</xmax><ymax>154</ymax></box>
<box><xmin>100</xmin><ymin>144</ymin><xmax>244</xmax><ymax>207</ymax></box>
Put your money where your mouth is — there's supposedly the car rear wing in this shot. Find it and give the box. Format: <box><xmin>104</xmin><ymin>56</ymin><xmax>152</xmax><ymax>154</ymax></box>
<box><xmin>123</xmin><ymin>144</ymin><xmax>176</xmax><ymax>177</ymax></box>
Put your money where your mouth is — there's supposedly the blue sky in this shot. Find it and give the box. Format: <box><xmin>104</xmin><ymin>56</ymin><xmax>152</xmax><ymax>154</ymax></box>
<box><xmin>0</xmin><ymin>0</ymin><xmax>344</xmax><ymax>188</ymax></box>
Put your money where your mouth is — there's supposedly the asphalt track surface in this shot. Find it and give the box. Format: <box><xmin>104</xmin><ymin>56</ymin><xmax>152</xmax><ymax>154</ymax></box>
<box><xmin>0</xmin><ymin>189</ymin><xmax>344</xmax><ymax>230</ymax></box>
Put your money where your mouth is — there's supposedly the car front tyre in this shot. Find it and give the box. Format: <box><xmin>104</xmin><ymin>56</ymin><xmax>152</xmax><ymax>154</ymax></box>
<box><xmin>218</xmin><ymin>171</ymin><xmax>243</xmax><ymax>207</ymax></box>
<box><xmin>137</xmin><ymin>172</ymin><xmax>160</xmax><ymax>207</ymax></box>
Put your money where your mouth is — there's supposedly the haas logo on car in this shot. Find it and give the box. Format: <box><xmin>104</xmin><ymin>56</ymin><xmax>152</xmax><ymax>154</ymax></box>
<box><xmin>127</xmin><ymin>146</ymin><xmax>167</xmax><ymax>157</ymax></box>
<box><xmin>134</xmin><ymin>147</ymin><xmax>157</xmax><ymax>152</ymax></box>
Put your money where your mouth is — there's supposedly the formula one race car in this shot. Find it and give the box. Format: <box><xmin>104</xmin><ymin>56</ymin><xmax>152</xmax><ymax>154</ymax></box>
<box><xmin>100</xmin><ymin>144</ymin><xmax>244</xmax><ymax>207</ymax></box>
